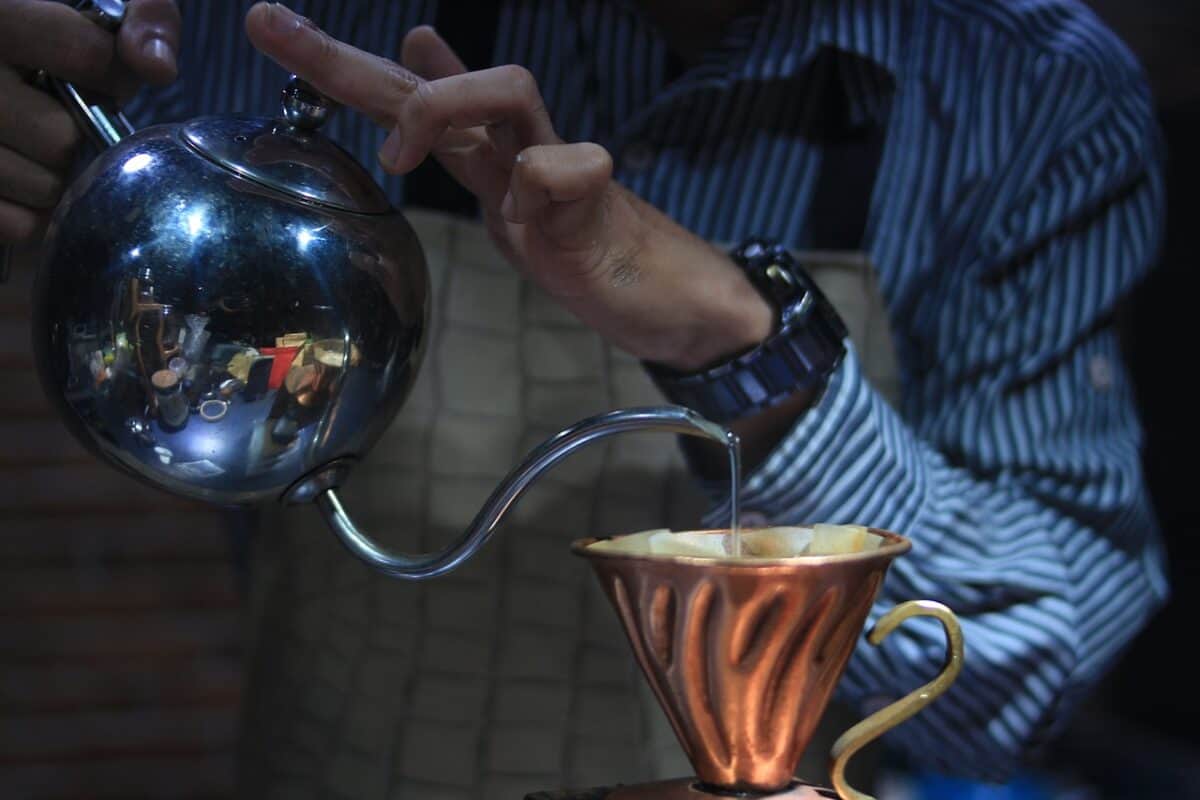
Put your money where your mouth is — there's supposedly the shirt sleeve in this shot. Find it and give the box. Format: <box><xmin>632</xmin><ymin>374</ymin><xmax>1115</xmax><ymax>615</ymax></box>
<box><xmin>697</xmin><ymin>55</ymin><xmax>1168</xmax><ymax>780</ymax></box>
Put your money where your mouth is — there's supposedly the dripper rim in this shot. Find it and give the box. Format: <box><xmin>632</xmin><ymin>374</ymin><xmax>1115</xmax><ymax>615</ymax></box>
<box><xmin>571</xmin><ymin>526</ymin><xmax>911</xmax><ymax>570</ymax></box>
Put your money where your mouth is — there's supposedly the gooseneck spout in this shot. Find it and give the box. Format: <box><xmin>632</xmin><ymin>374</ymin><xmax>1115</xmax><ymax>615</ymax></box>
<box><xmin>313</xmin><ymin>405</ymin><xmax>735</xmax><ymax>580</ymax></box>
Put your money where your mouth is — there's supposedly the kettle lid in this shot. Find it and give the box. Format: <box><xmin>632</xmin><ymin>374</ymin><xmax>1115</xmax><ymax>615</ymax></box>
<box><xmin>181</xmin><ymin>77</ymin><xmax>391</xmax><ymax>214</ymax></box>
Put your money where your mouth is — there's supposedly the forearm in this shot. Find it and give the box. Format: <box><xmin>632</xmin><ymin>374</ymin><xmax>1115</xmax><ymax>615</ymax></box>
<box><xmin>701</xmin><ymin>344</ymin><xmax>1166</xmax><ymax>778</ymax></box>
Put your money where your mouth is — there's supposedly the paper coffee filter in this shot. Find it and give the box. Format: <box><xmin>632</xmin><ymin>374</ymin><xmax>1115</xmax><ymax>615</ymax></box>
<box><xmin>588</xmin><ymin>524</ymin><xmax>883</xmax><ymax>559</ymax></box>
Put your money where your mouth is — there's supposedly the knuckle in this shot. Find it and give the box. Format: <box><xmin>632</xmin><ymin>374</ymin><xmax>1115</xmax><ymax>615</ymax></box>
<box><xmin>413</xmin><ymin>78</ymin><xmax>436</xmax><ymax>107</ymax></box>
<box><xmin>313</xmin><ymin>29</ymin><xmax>340</xmax><ymax>67</ymax></box>
<box><xmin>408</xmin><ymin>80</ymin><xmax>439</xmax><ymax>123</ymax></box>
<box><xmin>366</xmin><ymin>65</ymin><xmax>421</xmax><ymax>127</ymax></box>
<box><xmin>385</xmin><ymin>63</ymin><xmax>421</xmax><ymax>97</ymax></box>
<box><xmin>376</xmin><ymin>151</ymin><xmax>405</xmax><ymax>176</ymax></box>
<box><xmin>0</xmin><ymin>209</ymin><xmax>40</xmax><ymax>244</ymax></box>
<box><xmin>63</xmin><ymin>35</ymin><xmax>114</xmax><ymax>78</ymax></box>
<box><xmin>33</xmin><ymin>173</ymin><xmax>64</xmax><ymax>209</ymax></box>
<box><xmin>41</xmin><ymin>113</ymin><xmax>82</xmax><ymax>166</ymax></box>
<box><xmin>581</xmin><ymin>143</ymin><xmax>613</xmax><ymax>177</ymax></box>
<box><xmin>512</xmin><ymin>148</ymin><xmax>545</xmax><ymax>181</ymax></box>
<box><xmin>500</xmin><ymin>64</ymin><xmax>539</xmax><ymax>100</ymax></box>
<box><xmin>494</xmin><ymin>65</ymin><xmax>542</xmax><ymax>110</ymax></box>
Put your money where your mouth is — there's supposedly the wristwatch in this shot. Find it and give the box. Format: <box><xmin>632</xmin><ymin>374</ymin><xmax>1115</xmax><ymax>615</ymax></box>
<box><xmin>645</xmin><ymin>238</ymin><xmax>848</xmax><ymax>424</ymax></box>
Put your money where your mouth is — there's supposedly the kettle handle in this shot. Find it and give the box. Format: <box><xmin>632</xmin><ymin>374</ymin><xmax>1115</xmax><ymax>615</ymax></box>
<box><xmin>45</xmin><ymin>0</ymin><xmax>136</xmax><ymax>150</ymax></box>
<box><xmin>309</xmin><ymin>405</ymin><xmax>738</xmax><ymax>580</ymax></box>
<box><xmin>46</xmin><ymin>76</ymin><xmax>137</xmax><ymax>150</ymax></box>
<box><xmin>0</xmin><ymin>0</ymin><xmax>132</xmax><ymax>283</ymax></box>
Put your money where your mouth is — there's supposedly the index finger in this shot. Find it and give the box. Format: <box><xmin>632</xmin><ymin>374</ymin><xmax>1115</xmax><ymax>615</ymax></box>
<box><xmin>244</xmin><ymin>1</ymin><xmax>419</xmax><ymax>128</ymax></box>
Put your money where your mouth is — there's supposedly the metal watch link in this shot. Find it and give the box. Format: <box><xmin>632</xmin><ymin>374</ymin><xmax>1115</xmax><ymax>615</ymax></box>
<box><xmin>645</xmin><ymin>238</ymin><xmax>848</xmax><ymax>424</ymax></box>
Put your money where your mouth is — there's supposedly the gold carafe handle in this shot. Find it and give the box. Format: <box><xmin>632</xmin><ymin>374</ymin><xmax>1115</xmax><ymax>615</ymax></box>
<box><xmin>829</xmin><ymin>600</ymin><xmax>964</xmax><ymax>800</ymax></box>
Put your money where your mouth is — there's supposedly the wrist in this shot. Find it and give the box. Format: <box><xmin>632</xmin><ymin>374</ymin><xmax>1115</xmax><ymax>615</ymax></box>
<box><xmin>643</xmin><ymin>237</ymin><xmax>848</xmax><ymax>426</ymax></box>
<box><xmin>651</xmin><ymin>240</ymin><xmax>774</xmax><ymax>372</ymax></box>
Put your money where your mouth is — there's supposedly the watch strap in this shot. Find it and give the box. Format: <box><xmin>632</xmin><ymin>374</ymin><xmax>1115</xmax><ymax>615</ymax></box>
<box><xmin>645</xmin><ymin>242</ymin><xmax>848</xmax><ymax>424</ymax></box>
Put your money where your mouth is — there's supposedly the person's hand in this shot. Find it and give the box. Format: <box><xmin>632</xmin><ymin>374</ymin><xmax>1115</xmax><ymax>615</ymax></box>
<box><xmin>0</xmin><ymin>0</ymin><xmax>181</xmax><ymax>246</ymax></box>
<box><xmin>245</xmin><ymin>2</ymin><xmax>771</xmax><ymax>371</ymax></box>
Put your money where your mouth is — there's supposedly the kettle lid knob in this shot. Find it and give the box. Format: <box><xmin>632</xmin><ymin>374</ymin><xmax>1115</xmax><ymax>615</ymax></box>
<box><xmin>280</xmin><ymin>76</ymin><xmax>334</xmax><ymax>131</ymax></box>
<box><xmin>181</xmin><ymin>76</ymin><xmax>389</xmax><ymax>213</ymax></box>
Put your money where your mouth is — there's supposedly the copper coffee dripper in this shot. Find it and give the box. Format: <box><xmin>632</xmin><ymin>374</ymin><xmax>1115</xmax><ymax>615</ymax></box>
<box><xmin>567</xmin><ymin>529</ymin><xmax>964</xmax><ymax>800</ymax></box>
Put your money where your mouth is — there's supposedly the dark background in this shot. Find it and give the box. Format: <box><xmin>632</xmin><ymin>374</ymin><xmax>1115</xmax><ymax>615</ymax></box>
<box><xmin>1047</xmin><ymin>2</ymin><xmax>1200</xmax><ymax>796</ymax></box>
<box><xmin>0</xmin><ymin>2</ymin><xmax>1195</xmax><ymax>797</ymax></box>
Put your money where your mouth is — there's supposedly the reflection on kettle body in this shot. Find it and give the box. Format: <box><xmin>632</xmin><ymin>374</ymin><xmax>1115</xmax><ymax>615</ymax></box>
<box><xmin>34</xmin><ymin>75</ymin><xmax>428</xmax><ymax>507</ymax></box>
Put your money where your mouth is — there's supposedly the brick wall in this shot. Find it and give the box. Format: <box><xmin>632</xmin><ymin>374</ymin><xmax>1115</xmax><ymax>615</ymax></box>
<box><xmin>0</xmin><ymin>249</ymin><xmax>241</xmax><ymax>799</ymax></box>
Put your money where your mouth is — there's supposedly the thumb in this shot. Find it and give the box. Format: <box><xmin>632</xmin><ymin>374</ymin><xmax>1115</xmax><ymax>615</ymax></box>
<box><xmin>117</xmin><ymin>0</ymin><xmax>182</xmax><ymax>85</ymax></box>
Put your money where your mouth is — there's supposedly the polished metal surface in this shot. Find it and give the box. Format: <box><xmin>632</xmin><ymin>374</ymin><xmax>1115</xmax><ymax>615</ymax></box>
<box><xmin>574</xmin><ymin>530</ymin><xmax>907</xmax><ymax>793</ymax></box>
<box><xmin>315</xmin><ymin>405</ymin><xmax>736</xmax><ymax>579</ymax></box>
<box><xmin>829</xmin><ymin>601</ymin><xmax>963</xmax><ymax>800</ymax></box>
<box><xmin>78</xmin><ymin>0</ymin><xmax>126</xmax><ymax>30</ymax></box>
<box><xmin>283</xmin><ymin>457</ymin><xmax>356</xmax><ymax>505</ymax></box>
<box><xmin>574</xmin><ymin>531</ymin><xmax>962</xmax><ymax>800</ymax></box>
<box><xmin>34</xmin><ymin>91</ymin><xmax>429</xmax><ymax>506</ymax></box>
<box><xmin>182</xmin><ymin>78</ymin><xmax>389</xmax><ymax>214</ymax></box>
<box><xmin>280</xmin><ymin>77</ymin><xmax>335</xmax><ymax>130</ymax></box>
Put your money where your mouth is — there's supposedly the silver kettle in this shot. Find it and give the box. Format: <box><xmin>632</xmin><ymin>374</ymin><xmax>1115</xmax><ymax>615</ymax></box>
<box><xmin>28</xmin><ymin>1</ymin><xmax>735</xmax><ymax>579</ymax></box>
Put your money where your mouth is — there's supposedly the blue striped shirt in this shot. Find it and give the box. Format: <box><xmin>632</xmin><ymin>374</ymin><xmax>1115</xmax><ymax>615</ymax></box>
<box><xmin>129</xmin><ymin>0</ymin><xmax>1168</xmax><ymax>781</ymax></box>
